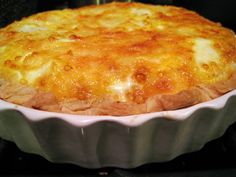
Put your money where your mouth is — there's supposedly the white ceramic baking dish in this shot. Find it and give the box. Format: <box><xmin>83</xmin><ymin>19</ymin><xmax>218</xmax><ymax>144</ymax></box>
<box><xmin>0</xmin><ymin>89</ymin><xmax>236</xmax><ymax>168</ymax></box>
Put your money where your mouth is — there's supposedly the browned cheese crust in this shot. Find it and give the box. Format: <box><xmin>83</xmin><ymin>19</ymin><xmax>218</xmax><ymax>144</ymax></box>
<box><xmin>0</xmin><ymin>2</ymin><xmax>236</xmax><ymax>115</ymax></box>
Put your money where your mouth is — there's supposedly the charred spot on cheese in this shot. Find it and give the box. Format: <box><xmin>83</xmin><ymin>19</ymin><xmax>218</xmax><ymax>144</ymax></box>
<box><xmin>133</xmin><ymin>66</ymin><xmax>149</xmax><ymax>83</ymax></box>
<box><xmin>155</xmin><ymin>77</ymin><xmax>173</xmax><ymax>93</ymax></box>
<box><xmin>128</xmin><ymin>87</ymin><xmax>146</xmax><ymax>104</ymax></box>
<box><xmin>0</xmin><ymin>2</ymin><xmax>235</xmax><ymax>107</ymax></box>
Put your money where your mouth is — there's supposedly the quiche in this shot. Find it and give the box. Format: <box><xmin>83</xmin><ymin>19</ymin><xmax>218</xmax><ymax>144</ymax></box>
<box><xmin>0</xmin><ymin>2</ymin><xmax>236</xmax><ymax>116</ymax></box>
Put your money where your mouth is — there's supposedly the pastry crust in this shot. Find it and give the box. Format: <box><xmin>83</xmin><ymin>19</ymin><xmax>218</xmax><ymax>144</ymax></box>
<box><xmin>0</xmin><ymin>2</ymin><xmax>236</xmax><ymax>116</ymax></box>
<box><xmin>1</xmin><ymin>71</ymin><xmax>236</xmax><ymax>115</ymax></box>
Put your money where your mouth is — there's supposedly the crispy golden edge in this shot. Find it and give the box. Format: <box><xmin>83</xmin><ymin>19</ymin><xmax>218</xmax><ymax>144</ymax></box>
<box><xmin>1</xmin><ymin>71</ymin><xmax>236</xmax><ymax>116</ymax></box>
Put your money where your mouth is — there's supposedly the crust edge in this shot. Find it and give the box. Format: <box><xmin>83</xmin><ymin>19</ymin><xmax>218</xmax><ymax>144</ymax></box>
<box><xmin>1</xmin><ymin>71</ymin><xmax>236</xmax><ymax>116</ymax></box>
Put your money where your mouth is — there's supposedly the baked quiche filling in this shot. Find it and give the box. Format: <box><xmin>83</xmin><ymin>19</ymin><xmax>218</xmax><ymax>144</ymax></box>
<box><xmin>0</xmin><ymin>2</ymin><xmax>236</xmax><ymax>115</ymax></box>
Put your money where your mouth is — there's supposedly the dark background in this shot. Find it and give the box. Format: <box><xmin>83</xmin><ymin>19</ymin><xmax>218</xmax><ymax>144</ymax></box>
<box><xmin>0</xmin><ymin>0</ymin><xmax>236</xmax><ymax>176</ymax></box>
<box><xmin>1</xmin><ymin>0</ymin><xmax>236</xmax><ymax>31</ymax></box>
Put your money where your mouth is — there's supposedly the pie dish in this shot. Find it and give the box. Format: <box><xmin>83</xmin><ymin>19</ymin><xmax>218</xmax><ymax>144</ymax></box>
<box><xmin>0</xmin><ymin>90</ymin><xmax>236</xmax><ymax>168</ymax></box>
<box><xmin>0</xmin><ymin>2</ymin><xmax>236</xmax><ymax>168</ymax></box>
<box><xmin>0</xmin><ymin>2</ymin><xmax>236</xmax><ymax>115</ymax></box>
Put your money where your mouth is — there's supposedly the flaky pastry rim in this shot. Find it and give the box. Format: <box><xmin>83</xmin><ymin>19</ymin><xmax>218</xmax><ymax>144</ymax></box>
<box><xmin>0</xmin><ymin>71</ymin><xmax>236</xmax><ymax>116</ymax></box>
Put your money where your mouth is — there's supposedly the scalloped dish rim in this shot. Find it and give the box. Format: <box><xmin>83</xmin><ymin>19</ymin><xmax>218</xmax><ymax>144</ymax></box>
<box><xmin>0</xmin><ymin>89</ymin><xmax>236</xmax><ymax>127</ymax></box>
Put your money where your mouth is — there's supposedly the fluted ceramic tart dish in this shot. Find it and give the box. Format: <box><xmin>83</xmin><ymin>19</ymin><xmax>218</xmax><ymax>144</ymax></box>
<box><xmin>0</xmin><ymin>2</ymin><xmax>236</xmax><ymax>168</ymax></box>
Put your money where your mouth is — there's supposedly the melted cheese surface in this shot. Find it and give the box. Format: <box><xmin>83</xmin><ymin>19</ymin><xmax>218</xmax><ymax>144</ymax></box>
<box><xmin>194</xmin><ymin>38</ymin><xmax>220</xmax><ymax>65</ymax></box>
<box><xmin>0</xmin><ymin>2</ymin><xmax>236</xmax><ymax>103</ymax></box>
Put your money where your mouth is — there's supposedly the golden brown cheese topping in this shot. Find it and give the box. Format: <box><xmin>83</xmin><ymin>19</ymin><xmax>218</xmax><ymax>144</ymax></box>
<box><xmin>0</xmin><ymin>2</ymin><xmax>236</xmax><ymax>115</ymax></box>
